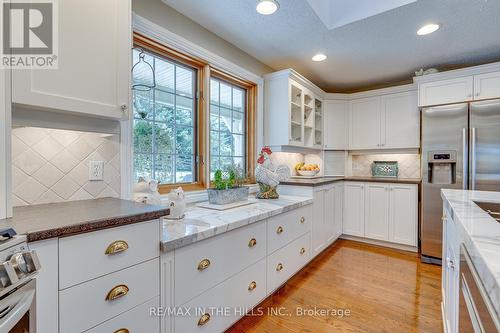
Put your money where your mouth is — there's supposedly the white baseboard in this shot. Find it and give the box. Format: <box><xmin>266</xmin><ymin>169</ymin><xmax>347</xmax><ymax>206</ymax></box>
<box><xmin>340</xmin><ymin>234</ymin><xmax>418</xmax><ymax>253</ymax></box>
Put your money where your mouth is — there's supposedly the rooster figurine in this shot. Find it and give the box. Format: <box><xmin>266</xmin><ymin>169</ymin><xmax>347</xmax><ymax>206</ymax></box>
<box><xmin>255</xmin><ymin>146</ymin><xmax>290</xmax><ymax>199</ymax></box>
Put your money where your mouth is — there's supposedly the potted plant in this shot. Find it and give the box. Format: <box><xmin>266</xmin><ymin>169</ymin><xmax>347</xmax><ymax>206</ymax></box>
<box><xmin>207</xmin><ymin>166</ymin><xmax>249</xmax><ymax>205</ymax></box>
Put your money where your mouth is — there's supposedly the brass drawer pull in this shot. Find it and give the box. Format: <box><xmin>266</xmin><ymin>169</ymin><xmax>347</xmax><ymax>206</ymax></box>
<box><xmin>198</xmin><ymin>259</ymin><xmax>211</xmax><ymax>271</ymax></box>
<box><xmin>105</xmin><ymin>240</ymin><xmax>129</xmax><ymax>255</ymax></box>
<box><xmin>106</xmin><ymin>284</ymin><xmax>129</xmax><ymax>301</ymax></box>
<box><xmin>276</xmin><ymin>263</ymin><xmax>283</xmax><ymax>271</ymax></box>
<box><xmin>248</xmin><ymin>281</ymin><xmax>257</xmax><ymax>291</ymax></box>
<box><xmin>300</xmin><ymin>216</ymin><xmax>305</xmax><ymax>223</ymax></box>
<box><xmin>198</xmin><ymin>313</ymin><xmax>211</xmax><ymax>326</ymax></box>
<box><xmin>276</xmin><ymin>226</ymin><xmax>284</xmax><ymax>234</ymax></box>
<box><xmin>114</xmin><ymin>329</ymin><xmax>129</xmax><ymax>333</ymax></box>
<box><xmin>300</xmin><ymin>247</ymin><xmax>306</xmax><ymax>255</ymax></box>
<box><xmin>248</xmin><ymin>238</ymin><xmax>257</xmax><ymax>248</ymax></box>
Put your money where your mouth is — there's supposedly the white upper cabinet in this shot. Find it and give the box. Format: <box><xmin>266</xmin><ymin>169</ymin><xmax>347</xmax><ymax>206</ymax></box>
<box><xmin>324</xmin><ymin>100</ymin><xmax>348</xmax><ymax>150</ymax></box>
<box><xmin>381</xmin><ymin>91</ymin><xmax>419</xmax><ymax>149</ymax></box>
<box><xmin>418</xmin><ymin>76</ymin><xmax>473</xmax><ymax>107</ymax></box>
<box><xmin>12</xmin><ymin>0</ymin><xmax>131</xmax><ymax>119</ymax></box>
<box><xmin>349</xmin><ymin>97</ymin><xmax>381</xmax><ymax>150</ymax></box>
<box><xmin>474</xmin><ymin>70</ymin><xmax>500</xmax><ymax>100</ymax></box>
<box><xmin>264</xmin><ymin>69</ymin><xmax>324</xmax><ymax>150</ymax></box>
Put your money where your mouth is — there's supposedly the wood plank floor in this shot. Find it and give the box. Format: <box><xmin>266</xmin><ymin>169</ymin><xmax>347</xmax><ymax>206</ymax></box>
<box><xmin>226</xmin><ymin>240</ymin><xmax>443</xmax><ymax>333</ymax></box>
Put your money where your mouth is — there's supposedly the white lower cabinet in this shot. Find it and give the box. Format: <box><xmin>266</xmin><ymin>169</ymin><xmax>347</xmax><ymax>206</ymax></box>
<box><xmin>267</xmin><ymin>205</ymin><xmax>311</xmax><ymax>254</ymax></box>
<box><xmin>312</xmin><ymin>183</ymin><xmax>343</xmax><ymax>256</ymax></box>
<box><xmin>389</xmin><ymin>185</ymin><xmax>418</xmax><ymax>246</ymax></box>
<box><xmin>174</xmin><ymin>258</ymin><xmax>267</xmax><ymax>333</ymax></box>
<box><xmin>343</xmin><ymin>182</ymin><xmax>365</xmax><ymax>237</ymax></box>
<box><xmin>312</xmin><ymin>187</ymin><xmax>326</xmax><ymax>254</ymax></box>
<box><xmin>442</xmin><ymin>210</ymin><xmax>460</xmax><ymax>333</ymax></box>
<box><xmin>333</xmin><ymin>184</ymin><xmax>343</xmax><ymax>240</ymax></box>
<box><xmin>364</xmin><ymin>184</ymin><xmax>390</xmax><ymax>241</ymax></box>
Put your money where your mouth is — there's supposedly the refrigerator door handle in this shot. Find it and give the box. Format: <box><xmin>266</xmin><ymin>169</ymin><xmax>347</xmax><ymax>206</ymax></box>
<box><xmin>463</xmin><ymin>128</ymin><xmax>468</xmax><ymax>190</ymax></box>
<box><xmin>471</xmin><ymin>127</ymin><xmax>477</xmax><ymax>190</ymax></box>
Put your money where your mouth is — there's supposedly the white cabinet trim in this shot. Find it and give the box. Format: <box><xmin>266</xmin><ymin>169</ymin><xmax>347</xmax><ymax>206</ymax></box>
<box><xmin>0</xmin><ymin>69</ymin><xmax>11</xmax><ymax>218</ymax></box>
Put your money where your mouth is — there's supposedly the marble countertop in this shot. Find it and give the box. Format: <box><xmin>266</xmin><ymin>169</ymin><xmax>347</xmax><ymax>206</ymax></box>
<box><xmin>441</xmin><ymin>189</ymin><xmax>500</xmax><ymax>318</ymax></box>
<box><xmin>161</xmin><ymin>195</ymin><xmax>313</xmax><ymax>252</ymax></box>
<box><xmin>280</xmin><ymin>176</ymin><xmax>421</xmax><ymax>187</ymax></box>
<box><xmin>0</xmin><ymin>198</ymin><xmax>170</xmax><ymax>242</ymax></box>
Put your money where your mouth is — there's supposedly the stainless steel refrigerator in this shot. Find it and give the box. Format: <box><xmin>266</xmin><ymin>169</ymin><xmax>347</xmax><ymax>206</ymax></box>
<box><xmin>421</xmin><ymin>99</ymin><xmax>500</xmax><ymax>263</ymax></box>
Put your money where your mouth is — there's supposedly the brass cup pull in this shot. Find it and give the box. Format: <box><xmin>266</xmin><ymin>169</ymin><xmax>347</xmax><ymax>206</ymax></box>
<box><xmin>105</xmin><ymin>240</ymin><xmax>129</xmax><ymax>255</ymax></box>
<box><xmin>248</xmin><ymin>281</ymin><xmax>257</xmax><ymax>291</ymax></box>
<box><xmin>276</xmin><ymin>263</ymin><xmax>283</xmax><ymax>271</ymax></box>
<box><xmin>300</xmin><ymin>247</ymin><xmax>306</xmax><ymax>255</ymax></box>
<box><xmin>106</xmin><ymin>284</ymin><xmax>129</xmax><ymax>301</ymax></box>
<box><xmin>198</xmin><ymin>259</ymin><xmax>211</xmax><ymax>271</ymax></box>
<box><xmin>198</xmin><ymin>313</ymin><xmax>211</xmax><ymax>326</ymax></box>
<box><xmin>114</xmin><ymin>329</ymin><xmax>129</xmax><ymax>333</ymax></box>
<box><xmin>276</xmin><ymin>226</ymin><xmax>284</xmax><ymax>234</ymax></box>
<box><xmin>300</xmin><ymin>216</ymin><xmax>305</xmax><ymax>223</ymax></box>
<box><xmin>248</xmin><ymin>238</ymin><xmax>257</xmax><ymax>248</ymax></box>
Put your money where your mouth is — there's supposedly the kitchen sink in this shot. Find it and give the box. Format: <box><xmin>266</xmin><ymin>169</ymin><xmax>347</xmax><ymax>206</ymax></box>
<box><xmin>474</xmin><ymin>201</ymin><xmax>500</xmax><ymax>223</ymax></box>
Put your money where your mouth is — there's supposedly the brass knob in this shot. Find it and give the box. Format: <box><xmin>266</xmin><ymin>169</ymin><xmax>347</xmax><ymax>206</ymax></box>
<box><xmin>105</xmin><ymin>284</ymin><xmax>129</xmax><ymax>301</ymax></box>
<box><xmin>114</xmin><ymin>329</ymin><xmax>129</xmax><ymax>333</ymax></box>
<box><xmin>198</xmin><ymin>259</ymin><xmax>211</xmax><ymax>271</ymax></box>
<box><xmin>198</xmin><ymin>313</ymin><xmax>211</xmax><ymax>326</ymax></box>
<box><xmin>277</xmin><ymin>226</ymin><xmax>284</xmax><ymax>234</ymax></box>
<box><xmin>248</xmin><ymin>281</ymin><xmax>257</xmax><ymax>291</ymax></box>
<box><xmin>105</xmin><ymin>240</ymin><xmax>129</xmax><ymax>255</ymax></box>
<box><xmin>441</xmin><ymin>215</ymin><xmax>447</xmax><ymax>221</ymax></box>
<box><xmin>300</xmin><ymin>247</ymin><xmax>306</xmax><ymax>255</ymax></box>
<box><xmin>300</xmin><ymin>216</ymin><xmax>305</xmax><ymax>223</ymax></box>
<box><xmin>248</xmin><ymin>238</ymin><xmax>257</xmax><ymax>248</ymax></box>
<box><xmin>276</xmin><ymin>263</ymin><xmax>283</xmax><ymax>271</ymax></box>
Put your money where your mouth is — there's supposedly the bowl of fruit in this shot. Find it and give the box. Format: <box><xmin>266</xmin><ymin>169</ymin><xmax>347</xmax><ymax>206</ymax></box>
<box><xmin>294</xmin><ymin>163</ymin><xmax>320</xmax><ymax>177</ymax></box>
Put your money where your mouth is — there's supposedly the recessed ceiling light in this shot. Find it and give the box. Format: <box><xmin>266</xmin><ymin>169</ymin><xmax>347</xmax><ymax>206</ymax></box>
<box><xmin>256</xmin><ymin>0</ymin><xmax>279</xmax><ymax>15</ymax></box>
<box><xmin>417</xmin><ymin>23</ymin><xmax>440</xmax><ymax>36</ymax></box>
<box><xmin>312</xmin><ymin>54</ymin><xmax>327</xmax><ymax>62</ymax></box>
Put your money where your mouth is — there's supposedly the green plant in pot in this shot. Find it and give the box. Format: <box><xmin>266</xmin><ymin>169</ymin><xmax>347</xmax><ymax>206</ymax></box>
<box><xmin>207</xmin><ymin>166</ymin><xmax>249</xmax><ymax>205</ymax></box>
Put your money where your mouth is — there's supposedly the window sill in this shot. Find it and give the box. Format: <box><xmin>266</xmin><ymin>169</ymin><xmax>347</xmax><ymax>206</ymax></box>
<box><xmin>160</xmin><ymin>183</ymin><xmax>259</xmax><ymax>205</ymax></box>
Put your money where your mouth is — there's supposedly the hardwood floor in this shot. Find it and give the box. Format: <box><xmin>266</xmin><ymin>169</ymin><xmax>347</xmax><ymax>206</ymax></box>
<box><xmin>227</xmin><ymin>240</ymin><xmax>443</xmax><ymax>333</ymax></box>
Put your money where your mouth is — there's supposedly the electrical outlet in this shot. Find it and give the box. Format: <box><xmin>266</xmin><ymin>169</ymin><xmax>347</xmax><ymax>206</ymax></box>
<box><xmin>89</xmin><ymin>161</ymin><xmax>104</xmax><ymax>181</ymax></box>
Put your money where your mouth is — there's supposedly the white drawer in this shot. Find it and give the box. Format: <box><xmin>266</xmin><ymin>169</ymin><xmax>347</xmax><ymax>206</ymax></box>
<box><xmin>267</xmin><ymin>205</ymin><xmax>312</xmax><ymax>254</ymax></box>
<box><xmin>175</xmin><ymin>258</ymin><xmax>267</xmax><ymax>333</ymax></box>
<box><xmin>60</xmin><ymin>258</ymin><xmax>159</xmax><ymax>333</ymax></box>
<box><xmin>84</xmin><ymin>297</ymin><xmax>160</xmax><ymax>333</ymax></box>
<box><xmin>59</xmin><ymin>220</ymin><xmax>160</xmax><ymax>289</ymax></box>
<box><xmin>175</xmin><ymin>220</ymin><xmax>266</xmax><ymax>306</ymax></box>
<box><xmin>267</xmin><ymin>232</ymin><xmax>311</xmax><ymax>294</ymax></box>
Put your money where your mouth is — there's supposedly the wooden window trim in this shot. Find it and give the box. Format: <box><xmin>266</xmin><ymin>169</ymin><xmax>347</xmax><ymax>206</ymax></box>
<box><xmin>209</xmin><ymin>68</ymin><xmax>257</xmax><ymax>184</ymax></box>
<box><xmin>133</xmin><ymin>33</ymin><xmax>207</xmax><ymax>194</ymax></box>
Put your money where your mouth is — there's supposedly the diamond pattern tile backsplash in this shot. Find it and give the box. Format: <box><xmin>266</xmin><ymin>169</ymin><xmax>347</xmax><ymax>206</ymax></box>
<box><xmin>351</xmin><ymin>153</ymin><xmax>421</xmax><ymax>179</ymax></box>
<box><xmin>12</xmin><ymin>127</ymin><xmax>120</xmax><ymax>207</ymax></box>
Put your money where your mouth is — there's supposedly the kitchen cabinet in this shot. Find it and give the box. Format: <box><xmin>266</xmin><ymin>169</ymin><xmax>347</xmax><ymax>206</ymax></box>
<box><xmin>349</xmin><ymin>97</ymin><xmax>381</xmax><ymax>149</ymax></box>
<box><xmin>364</xmin><ymin>184</ymin><xmax>390</xmax><ymax>241</ymax></box>
<box><xmin>418</xmin><ymin>76</ymin><xmax>474</xmax><ymax>107</ymax></box>
<box><xmin>442</xmin><ymin>209</ymin><xmax>460</xmax><ymax>333</ymax></box>
<box><xmin>324</xmin><ymin>185</ymin><xmax>336</xmax><ymax>244</ymax></box>
<box><xmin>312</xmin><ymin>187</ymin><xmax>326</xmax><ymax>254</ymax></box>
<box><xmin>264</xmin><ymin>69</ymin><xmax>324</xmax><ymax>150</ymax></box>
<box><xmin>333</xmin><ymin>184</ymin><xmax>343</xmax><ymax>240</ymax></box>
<box><xmin>381</xmin><ymin>91</ymin><xmax>419</xmax><ymax>149</ymax></box>
<box><xmin>0</xmin><ymin>69</ymin><xmax>9</xmax><ymax>219</ymax></box>
<box><xmin>324</xmin><ymin>100</ymin><xmax>349</xmax><ymax>150</ymax></box>
<box><xmin>389</xmin><ymin>184</ymin><xmax>418</xmax><ymax>246</ymax></box>
<box><xmin>343</xmin><ymin>182</ymin><xmax>365</xmax><ymax>237</ymax></box>
<box><xmin>12</xmin><ymin>0</ymin><xmax>131</xmax><ymax>119</ymax></box>
<box><xmin>474</xmin><ymin>70</ymin><xmax>500</xmax><ymax>100</ymax></box>
<box><xmin>312</xmin><ymin>183</ymin><xmax>343</xmax><ymax>256</ymax></box>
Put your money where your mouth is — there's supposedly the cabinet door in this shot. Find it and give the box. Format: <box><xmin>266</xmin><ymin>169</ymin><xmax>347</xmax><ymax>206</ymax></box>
<box><xmin>343</xmin><ymin>183</ymin><xmax>365</xmax><ymax>237</ymax></box>
<box><xmin>324</xmin><ymin>186</ymin><xmax>336</xmax><ymax>245</ymax></box>
<box><xmin>333</xmin><ymin>183</ymin><xmax>343</xmax><ymax>239</ymax></box>
<box><xmin>382</xmin><ymin>91</ymin><xmax>419</xmax><ymax>149</ymax></box>
<box><xmin>324</xmin><ymin>100</ymin><xmax>348</xmax><ymax>150</ymax></box>
<box><xmin>0</xmin><ymin>70</ymin><xmax>7</xmax><ymax>219</ymax></box>
<box><xmin>474</xmin><ymin>71</ymin><xmax>500</xmax><ymax>100</ymax></box>
<box><xmin>12</xmin><ymin>0</ymin><xmax>131</xmax><ymax>119</ymax></box>
<box><xmin>418</xmin><ymin>76</ymin><xmax>473</xmax><ymax>106</ymax></box>
<box><xmin>364</xmin><ymin>184</ymin><xmax>390</xmax><ymax>241</ymax></box>
<box><xmin>312</xmin><ymin>189</ymin><xmax>326</xmax><ymax>255</ymax></box>
<box><xmin>349</xmin><ymin>97</ymin><xmax>381</xmax><ymax>149</ymax></box>
<box><xmin>389</xmin><ymin>185</ymin><xmax>418</xmax><ymax>246</ymax></box>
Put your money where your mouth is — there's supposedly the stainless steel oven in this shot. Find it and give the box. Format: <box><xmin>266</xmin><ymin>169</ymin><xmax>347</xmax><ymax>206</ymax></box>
<box><xmin>459</xmin><ymin>245</ymin><xmax>500</xmax><ymax>333</ymax></box>
<box><xmin>0</xmin><ymin>231</ymin><xmax>41</xmax><ymax>333</ymax></box>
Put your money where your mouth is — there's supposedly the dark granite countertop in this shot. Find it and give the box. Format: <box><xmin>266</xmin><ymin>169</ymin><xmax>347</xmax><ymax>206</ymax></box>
<box><xmin>280</xmin><ymin>176</ymin><xmax>421</xmax><ymax>187</ymax></box>
<box><xmin>0</xmin><ymin>198</ymin><xmax>170</xmax><ymax>242</ymax></box>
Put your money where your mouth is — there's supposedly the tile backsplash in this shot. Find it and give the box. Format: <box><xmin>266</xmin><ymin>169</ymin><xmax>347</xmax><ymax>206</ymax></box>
<box><xmin>11</xmin><ymin>127</ymin><xmax>120</xmax><ymax>206</ymax></box>
<box><xmin>350</xmin><ymin>153</ymin><xmax>421</xmax><ymax>179</ymax></box>
<box><xmin>270</xmin><ymin>152</ymin><xmax>324</xmax><ymax>176</ymax></box>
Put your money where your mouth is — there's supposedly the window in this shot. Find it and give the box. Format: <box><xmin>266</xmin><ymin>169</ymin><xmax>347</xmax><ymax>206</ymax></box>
<box><xmin>209</xmin><ymin>78</ymin><xmax>246</xmax><ymax>179</ymax></box>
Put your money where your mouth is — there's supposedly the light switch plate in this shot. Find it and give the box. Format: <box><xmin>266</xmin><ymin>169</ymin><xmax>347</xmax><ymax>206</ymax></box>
<box><xmin>89</xmin><ymin>161</ymin><xmax>104</xmax><ymax>181</ymax></box>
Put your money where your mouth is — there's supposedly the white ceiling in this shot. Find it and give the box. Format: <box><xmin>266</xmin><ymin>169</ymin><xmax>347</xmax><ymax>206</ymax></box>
<box><xmin>160</xmin><ymin>0</ymin><xmax>500</xmax><ymax>92</ymax></box>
